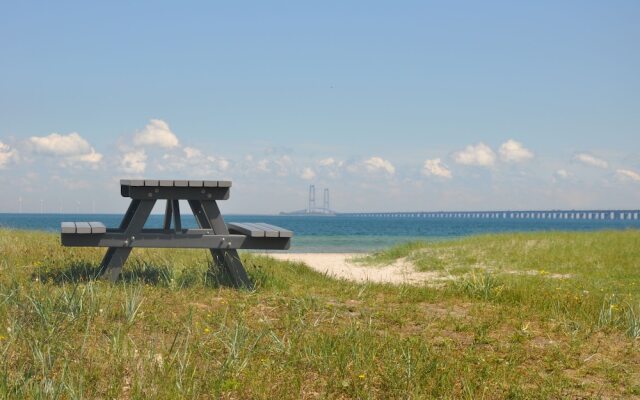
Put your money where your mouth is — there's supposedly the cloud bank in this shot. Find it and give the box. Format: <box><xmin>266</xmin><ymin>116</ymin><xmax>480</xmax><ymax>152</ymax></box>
<box><xmin>574</xmin><ymin>153</ymin><xmax>608</xmax><ymax>169</ymax></box>
<box><xmin>28</xmin><ymin>132</ymin><xmax>102</xmax><ymax>165</ymax></box>
<box><xmin>499</xmin><ymin>140</ymin><xmax>534</xmax><ymax>163</ymax></box>
<box><xmin>453</xmin><ymin>143</ymin><xmax>496</xmax><ymax>167</ymax></box>
<box><xmin>422</xmin><ymin>158</ymin><xmax>452</xmax><ymax>178</ymax></box>
<box><xmin>133</xmin><ymin>119</ymin><xmax>179</xmax><ymax>148</ymax></box>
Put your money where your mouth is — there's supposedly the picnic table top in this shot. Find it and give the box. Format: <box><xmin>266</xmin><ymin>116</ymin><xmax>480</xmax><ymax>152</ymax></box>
<box><xmin>120</xmin><ymin>179</ymin><xmax>232</xmax><ymax>188</ymax></box>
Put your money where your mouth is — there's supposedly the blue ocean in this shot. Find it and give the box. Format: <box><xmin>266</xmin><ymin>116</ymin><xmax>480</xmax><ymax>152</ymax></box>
<box><xmin>1</xmin><ymin>213</ymin><xmax>639</xmax><ymax>252</ymax></box>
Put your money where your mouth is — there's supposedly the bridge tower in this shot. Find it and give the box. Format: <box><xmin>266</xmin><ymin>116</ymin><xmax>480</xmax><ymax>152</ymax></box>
<box><xmin>308</xmin><ymin>185</ymin><xmax>316</xmax><ymax>213</ymax></box>
<box><xmin>323</xmin><ymin>188</ymin><xmax>330</xmax><ymax>213</ymax></box>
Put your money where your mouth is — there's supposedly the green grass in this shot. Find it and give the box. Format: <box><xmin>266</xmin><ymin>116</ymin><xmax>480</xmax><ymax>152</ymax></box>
<box><xmin>0</xmin><ymin>229</ymin><xmax>639</xmax><ymax>398</ymax></box>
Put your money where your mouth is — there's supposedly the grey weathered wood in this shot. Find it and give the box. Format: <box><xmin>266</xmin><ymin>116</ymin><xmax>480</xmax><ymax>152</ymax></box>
<box><xmin>187</xmin><ymin>199</ymin><xmax>252</xmax><ymax>288</ymax></box>
<box><xmin>100</xmin><ymin>248</ymin><xmax>132</xmax><ymax>282</ymax></box>
<box><xmin>199</xmin><ymin>200</ymin><xmax>253</xmax><ymax>289</ymax></box>
<box><xmin>265</xmin><ymin>223</ymin><xmax>293</xmax><ymax>238</ymax></box>
<box><xmin>227</xmin><ymin>222</ymin><xmax>293</xmax><ymax>238</ymax></box>
<box><xmin>163</xmin><ymin>200</ymin><xmax>172</xmax><ymax>230</ymax></box>
<box><xmin>98</xmin><ymin>199</ymin><xmax>156</xmax><ymax>281</ymax></box>
<box><xmin>227</xmin><ymin>222</ymin><xmax>265</xmax><ymax>237</ymax></box>
<box><xmin>121</xmin><ymin>179</ymin><xmax>233</xmax><ymax>188</ymax></box>
<box><xmin>252</xmin><ymin>223</ymin><xmax>279</xmax><ymax>238</ymax></box>
<box><xmin>253</xmin><ymin>222</ymin><xmax>292</xmax><ymax>238</ymax></box>
<box><xmin>75</xmin><ymin>222</ymin><xmax>92</xmax><ymax>234</ymax></box>
<box><xmin>120</xmin><ymin>199</ymin><xmax>141</xmax><ymax>229</ymax></box>
<box><xmin>121</xmin><ymin>185</ymin><xmax>230</xmax><ymax>201</ymax></box>
<box><xmin>63</xmin><ymin>179</ymin><xmax>291</xmax><ymax>289</ymax></box>
<box><xmin>89</xmin><ymin>222</ymin><xmax>106</xmax><ymax>234</ymax></box>
<box><xmin>172</xmin><ymin>200</ymin><xmax>182</xmax><ymax>231</ymax></box>
<box><xmin>62</xmin><ymin>232</ymin><xmax>290</xmax><ymax>250</ymax></box>
<box><xmin>61</xmin><ymin>222</ymin><xmax>76</xmax><ymax>234</ymax></box>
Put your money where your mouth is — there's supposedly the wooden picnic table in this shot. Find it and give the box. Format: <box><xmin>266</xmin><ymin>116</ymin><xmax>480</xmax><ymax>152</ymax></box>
<box><xmin>60</xmin><ymin>179</ymin><xmax>292</xmax><ymax>289</ymax></box>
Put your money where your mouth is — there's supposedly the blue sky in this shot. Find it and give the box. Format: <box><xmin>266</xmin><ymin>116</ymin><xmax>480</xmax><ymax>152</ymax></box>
<box><xmin>0</xmin><ymin>1</ymin><xmax>638</xmax><ymax>214</ymax></box>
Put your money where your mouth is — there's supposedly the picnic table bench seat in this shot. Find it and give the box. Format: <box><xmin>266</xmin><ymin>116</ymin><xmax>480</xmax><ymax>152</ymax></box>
<box><xmin>59</xmin><ymin>179</ymin><xmax>293</xmax><ymax>289</ymax></box>
<box><xmin>61</xmin><ymin>221</ymin><xmax>107</xmax><ymax>234</ymax></box>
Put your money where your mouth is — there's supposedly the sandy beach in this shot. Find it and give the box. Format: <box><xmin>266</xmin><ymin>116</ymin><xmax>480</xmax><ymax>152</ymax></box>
<box><xmin>265</xmin><ymin>253</ymin><xmax>452</xmax><ymax>285</ymax></box>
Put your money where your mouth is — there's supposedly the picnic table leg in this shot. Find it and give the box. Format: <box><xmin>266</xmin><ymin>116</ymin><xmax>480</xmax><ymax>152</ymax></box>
<box><xmin>163</xmin><ymin>200</ymin><xmax>172</xmax><ymax>231</ymax></box>
<box><xmin>188</xmin><ymin>200</ymin><xmax>253</xmax><ymax>289</ymax></box>
<box><xmin>99</xmin><ymin>199</ymin><xmax>156</xmax><ymax>282</ymax></box>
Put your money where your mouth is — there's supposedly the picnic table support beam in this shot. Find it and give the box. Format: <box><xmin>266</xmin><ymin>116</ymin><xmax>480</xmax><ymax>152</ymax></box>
<box><xmin>172</xmin><ymin>200</ymin><xmax>182</xmax><ymax>232</ymax></box>
<box><xmin>99</xmin><ymin>199</ymin><xmax>156</xmax><ymax>282</ymax></box>
<box><xmin>163</xmin><ymin>200</ymin><xmax>172</xmax><ymax>231</ymax></box>
<box><xmin>188</xmin><ymin>199</ymin><xmax>253</xmax><ymax>289</ymax></box>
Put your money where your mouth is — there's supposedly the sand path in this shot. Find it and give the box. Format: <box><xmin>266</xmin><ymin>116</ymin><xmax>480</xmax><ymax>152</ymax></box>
<box><xmin>265</xmin><ymin>253</ymin><xmax>451</xmax><ymax>285</ymax></box>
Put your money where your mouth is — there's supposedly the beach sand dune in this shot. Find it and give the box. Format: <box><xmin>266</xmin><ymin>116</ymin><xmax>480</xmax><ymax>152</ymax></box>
<box><xmin>265</xmin><ymin>253</ymin><xmax>451</xmax><ymax>285</ymax></box>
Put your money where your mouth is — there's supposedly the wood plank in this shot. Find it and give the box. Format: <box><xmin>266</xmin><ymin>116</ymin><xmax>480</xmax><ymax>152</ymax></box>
<box><xmin>120</xmin><ymin>179</ymin><xmax>131</xmax><ymax>186</ymax></box>
<box><xmin>218</xmin><ymin>181</ymin><xmax>232</xmax><ymax>188</ymax></box>
<box><xmin>248</xmin><ymin>222</ymin><xmax>278</xmax><ymax>237</ymax></box>
<box><xmin>227</xmin><ymin>222</ymin><xmax>264</xmax><ymax>237</ymax></box>
<box><xmin>61</xmin><ymin>222</ymin><xmax>76</xmax><ymax>234</ymax></box>
<box><xmin>145</xmin><ymin>179</ymin><xmax>159</xmax><ymax>186</ymax></box>
<box><xmin>130</xmin><ymin>180</ymin><xmax>145</xmax><ymax>186</ymax></box>
<box><xmin>203</xmin><ymin>180</ymin><xmax>219</xmax><ymax>187</ymax></box>
<box><xmin>75</xmin><ymin>222</ymin><xmax>92</xmax><ymax>234</ymax></box>
<box><xmin>252</xmin><ymin>222</ymin><xmax>293</xmax><ymax>238</ymax></box>
<box><xmin>174</xmin><ymin>180</ymin><xmax>188</xmax><ymax>187</ymax></box>
<box><xmin>89</xmin><ymin>222</ymin><xmax>107</xmax><ymax>234</ymax></box>
<box><xmin>188</xmin><ymin>180</ymin><xmax>204</xmax><ymax>187</ymax></box>
<box><xmin>159</xmin><ymin>180</ymin><xmax>173</xmax><ymax>186</ymax></box>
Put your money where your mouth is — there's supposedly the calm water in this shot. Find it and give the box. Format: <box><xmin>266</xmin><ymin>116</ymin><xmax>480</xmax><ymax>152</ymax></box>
<box><xmin>1</xmin><ymin>213</ymin><xmax>639</xmax><ymax>252</ymax></box>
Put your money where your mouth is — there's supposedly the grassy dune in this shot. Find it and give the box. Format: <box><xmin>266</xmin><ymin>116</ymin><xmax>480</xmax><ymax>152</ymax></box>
<box><xmin>0</xmin><ymin>229</ymin><xmax>639</xmax><ymax>398</ymax></box>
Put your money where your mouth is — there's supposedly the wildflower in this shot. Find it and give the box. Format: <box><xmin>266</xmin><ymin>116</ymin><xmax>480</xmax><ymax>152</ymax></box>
<box><xmin>358</xmin><ymin>374</ymin><xmax>366</xmax><ymax>379</ymax></box>
<box><xmin>204</xmin><ymin>327</ymin><xmax>210</xmax><ymax>333</ymax></box>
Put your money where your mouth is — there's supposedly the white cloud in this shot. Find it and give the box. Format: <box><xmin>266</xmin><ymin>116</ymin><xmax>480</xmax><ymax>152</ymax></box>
<box><xmin>453</xmin><ymin>143</ymin><xmax>496</xmax><ymax>167</ymax></box>
<box><xmin>421</xmin><ymin>158</ymin><xmax>452</xmax><ymax>178</ymax></box>
<box><xmin>159</xmin><ymin>149</ymin><xmax>230</xmax><ymax>174</ymax></box>
<box><xmin>183</xmin><ymin>146</ymin><xmax>202</xmax><ymax>159</ymax></box>
<box><xmin>555</xmin><ymin>169</ymin><xmax>571</xmax><ymax>179</ymax></box>
<box><xmin>257</xmin><ymin>159</ymin><xmax>270</xmax><ymax>173</ymax></box>
<box><xmin>28</xmin><ymin>132</ymin><xmax>102</xmax><ymax>165</ymax></box>
<box><xmin>215</xmin><ymin>158</ymin><xmax>230</xmax><ymax>171</ymax></box>
<box><xmin>499</xmin><ymin>140</ymin><xmax>534</xmax><ymax>163</ymax></box>
<box><xmin>616</xmin><ymin>169</ymin><xmax>640</xmax><ymax>182</ymax></box>
<box><xmin>574</xmin><ymin>153</ymin><xmax>608</xmax><ymax>169</ymax></box>
<box><xmin>120</xmin><ymin>150</ymin><xmax>147</xmax><ymax>174</ymax></box>
<box><xmin>133</xmin><ymin>119</ymin><xmax>179</xmax><ymax>148</ymax></box>
<box><xmin>29</xmin><ymin>132</ymin><xmax>90</xmax><ymax>156</ymax></box>
<box><xmin>318</xmin><ymin>158</ymin><xmax>336</xmax><ymax>166</ymax></box>
<box><xmin>301</xmin><ymin>167</ymin><xmax>316</xmax><ymax>180</ymax></box>
<box><xmin>0</xmin><ymin>141</ymin><xmax>18</xmax><ymax>168</ymax></box>
<box><xmin>363</xmin><ymin>157</ymin><xmax>395</xmax><ymax>175</ymax></box>
<box><xmin>254</xmin><ymin>155</ymin><xmax>293</xmax><ymax>176</ymax></box>
<box><xmin>73</xmin><ymin>148</ymin><xmax>103</xmax><ymax>164</ymax></box>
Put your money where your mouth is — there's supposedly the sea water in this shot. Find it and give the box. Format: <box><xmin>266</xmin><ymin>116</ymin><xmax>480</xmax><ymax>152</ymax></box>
<box><xmin>1</xmin><ymin>213</ymin><xmax>639</xmax><ymax>253</ymax></box>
